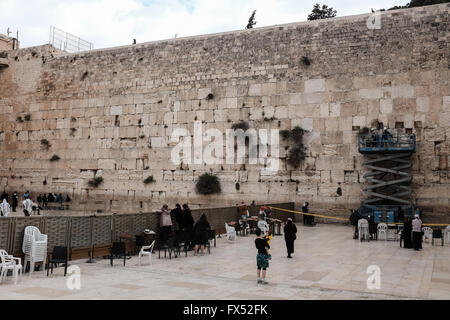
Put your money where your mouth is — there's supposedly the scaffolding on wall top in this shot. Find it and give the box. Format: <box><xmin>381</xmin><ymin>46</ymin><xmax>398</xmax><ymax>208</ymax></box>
<box><xmin>49</xmin><ymin>26</ymin><xmax>94</xmax><ymax>53</ymax></box>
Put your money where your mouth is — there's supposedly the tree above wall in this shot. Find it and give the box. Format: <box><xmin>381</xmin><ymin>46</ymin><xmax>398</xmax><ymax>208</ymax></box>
<box><xmin>307</xmin><ymin>3</ymin><xmax>337</xmax><ymax>20</ymax></box>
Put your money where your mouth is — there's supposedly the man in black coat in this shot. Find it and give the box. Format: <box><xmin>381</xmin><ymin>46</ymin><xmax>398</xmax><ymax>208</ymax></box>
<box><xmin>349</xmin><ymin>209</ymin><xmax>360</xmax><ymax>239</ymax></box>
<box><xmin>12</xmin><ymin>192</ymin><xmax>18</xmax><ymax>212</ymax></box>
<box><xmin>1</xmin><ymin>191</ymin><xmax>8</xmax><ymax>202</ymax></box>
<box><xmin>284</xmin><ymin>218</ymin><xmax>297</xmax><ymax>258</ymax></box>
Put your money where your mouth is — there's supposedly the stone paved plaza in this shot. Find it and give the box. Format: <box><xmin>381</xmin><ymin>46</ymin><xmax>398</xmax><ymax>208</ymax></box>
<box><xmin>0</xmin><ymin>223</ymin><xmax>449</xmax><ymax>300</ymax></box>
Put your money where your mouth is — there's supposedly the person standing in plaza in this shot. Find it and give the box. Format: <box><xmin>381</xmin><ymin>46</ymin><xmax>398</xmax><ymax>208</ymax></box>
<box><xmin>12</xmin><ymin>192</ymin><xmax>18</xmax><ymax>212</ymax></box>
<box><xmin>182</xmin><ymin>204</ymin><xmax>194</xmax><ymax>249</ymax></box>
<box><xmin>412</xmin><ymin>214</ymin><xmax>423</xmax><ymax>251</ymax></box>
<box><xmin>0</xmin><ymin>198</ymin><xmax>11</xmax><ymax>217</ymax></box>
<box><xmin>160</xmin><ymin>204</ymin><xmax>173</xmax><ymax>242</ymax></box>
<box><xmin>1</xmin><ymin>190</ymin><xmax>8</xmax><ymax>202</ymax></box>
<box><xmin>284</xmin><ymin>218</ymin><xmax>297</xmax><ymax>258</ymax></box>
<box><xmin>172</xmin><ymin>204</ymin><xmax>184</xmax><ymax>231</ymax></box>
<box><xmin>402</xmin><ymin>215</ymin><xmax>413</xmax><ymax>248</ymax></box>
<box><xmin>22</xmin><ymin>195</ymin><xmax>34</xmax><ymax>216</ymax></box>
<box><xmin>255</xmin><ymin>228</ymin><xmax>270</xmax><ymax>284</ymax></box>
<box><xmin>302</xmin><ymin>202</ymin><xmax>311</xmax><ymax>225</ymax></box>
<box><xmin>193</xmin><ymin>214</ymin><xmax>211</xmax><ymax>256</ymax></box>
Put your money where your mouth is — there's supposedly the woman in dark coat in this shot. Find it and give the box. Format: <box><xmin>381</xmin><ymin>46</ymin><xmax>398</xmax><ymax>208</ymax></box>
<box><xmin>173</xmin><ymin>204</ymin><xmax>184</xmax><ymax>231</ymax></box>
<box><xmin>402</xmin><ymin>215</ymin><xmax>413</xmax><ymax>248</ymax></box>
<box><xmin>284</xmin><ymin>218</ymin><xmax>297</xmax><ymax>258</ymax></box>
<box><xmin>183</xmin><ymin>204</ymin><xmax>195</xmax><ymax>249</ymax></box>
<box><xmin>193</xmin><ymin>214</ymin><xmax>211</xmax><ymax>256</ymax></box>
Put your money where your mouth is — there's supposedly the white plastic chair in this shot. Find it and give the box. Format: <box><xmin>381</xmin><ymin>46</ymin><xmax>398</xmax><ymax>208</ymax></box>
<box><xmin>445</xmin><ymin>226</ymin><xmax>450</xmax><ymax>245</ymax></box>
<box><xmin>225</xmin><ymin>223</ymin><xmax>237</xmax><ymax>241</ymax></box>
<box><xmin>422</xmin><ymin>227</ymin><xmax>433</xmax><ymax>243</ymax></box>
<box><xmin>257</xmin><ymin>220</ymin><xmax>269</xmax><ymax>235</ymax></box>
<box><xmin>0</xmin><ymin>249</ymin><xmax>22</xmax><ymax>284</ymax></box>
<box><xmin>377</xmin><ymin>223</ymin><xmax>388</xmax><ymax>241</ymax></box>
<box><xmin>358</xmin><ymin>219</ymin><xmax>369</xmax><ymax>241</ymax></box>
<box><xmin>138</xmin><ymin>240</ymin><xmax>155</xmax><ymax>266</ymax></box>
<box><xmin>22</xmin><ymin>226</ymin><xmax>47</xmax><ymax>275</ymax></box>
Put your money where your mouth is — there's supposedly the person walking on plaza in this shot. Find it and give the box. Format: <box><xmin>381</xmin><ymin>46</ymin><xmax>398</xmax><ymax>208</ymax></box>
<box><xmin>12</xmin><ymin>192</ymin><xmax>18</xmax><ymax>212</ymax></box>
<box><xmin>402</xmin><ymin>215</ymin><xmax>413</xmax><ymax>248</ymax></box>
<box><xmin>412</xmin><ymin>214</ymin><xmax>423</xmax><ymax>251</ymax></box>
<box><xmin>0</xmin><ymin>199</ymin><xmax>11</xmax><ymax>217</ymax></box>
<box><xmin>255</xmin><ymin>228</ymin><xmax>270</xmax><ymax>284</ymax></box>
<box><xmin>284</xmin><ymin>218</ymin><xmax>297</xmax><ymax>258</ymax></box>
<box><xmin>160</xmin><ymin>204</ymin><xmax>173</xmax><ymax>242</ymax></box>
<box><xmin>193</xmin><ymin>214</ymin><xmax>211</xmax><ymax>256</ymax></box>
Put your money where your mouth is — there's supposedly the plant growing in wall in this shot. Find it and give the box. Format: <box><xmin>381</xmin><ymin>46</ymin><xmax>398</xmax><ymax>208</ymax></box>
<box><xmin>70</xmin><ymin>128</ymin><xmax>77</xmax><ymax>136</ymax></box>
<box><xmin>80</xmin><ymin>71</ymin><xmax>89</xmax><ymax>81</ymax></box>
<box><xmin>16</xmin><ymin>116</ymin><xmax>23</xmax><ymax>123</ymax></box>
<box><xmin>195</xmin><ymin>173</ymin><xmax>221</xmax><ymax>195</ymax></box>
<box><xmin>40</xmin><ymin>138</ymin><xmax>51</xmax><ymax>150</ymax></box>
<box><xmin>88</xmin><ymin>176</ymin><xmax>104</xmax><ymax>188</ymax></box>
<box><xmin>301</xmin><ymin>56</ymin><xmax>311</xmax><ymax>66</ymax></box>
<box><xmin>231</xmin><ymin>121</ymin><xmax>249</xmax><ymax>131</ymax></box>
<box><xmin>143</xmin><ymin>176</ymin><xmax>155</xmax><ymax>184</ymax></box>
<box><xmin>24</xmin><ymin>114</ymin><xmax>31</xmax><ymax>121</ymax></box>
<box><xmin>50</xmin><ymin>155</ymin><xmax>60</xmax><ymax>162</ymax></box>
<box><xmin>280</xmin><ymin>126</ymin><xmax>307</xmax><ymax>169</ymax></box>
<box><xmin>206</xmin><ymin>93</ymin><xmax>214</xmax><ymax>100</ymax></box>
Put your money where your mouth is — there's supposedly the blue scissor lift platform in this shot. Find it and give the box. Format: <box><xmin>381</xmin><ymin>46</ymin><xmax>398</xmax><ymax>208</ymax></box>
<box><xmin>357</xmin><ymin>131</ymin><xmax>416</xmax><ymax>223</ymax></box>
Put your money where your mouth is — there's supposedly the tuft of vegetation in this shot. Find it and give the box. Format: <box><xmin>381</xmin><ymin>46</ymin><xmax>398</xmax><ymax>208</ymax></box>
<box><xmin>307</xmin><ymin>3</ymin><xmax>337</xmax><ymax>20</ymax></box>
<box><xmin>24</xmin><ymin>114</ymin><xmax>31</xmax><ymax>121</ymax></box>
<box><xmin>235</xmin><ymin>182</ymin><xmax>240</xmax><ymax>191</ymax></box>
<box><xmin>80</xmin><ymin>71</ymin><xmax>89</xmax><ymax>81</ymax></box>
<box><xmin>301</xmin><ymin>56</ymin><xmax>311</xmax><ymax>66</ymax></box>
<box><xmin>16</xmin><ymin>116</ymin><xmax>23</xmax><ymax>123</ymax></box>
<box><xmin>40</xmin><ymin>138</ymin><xmax>51</xmax><ymax>150</ymax></box>
<box><xmin>139</xmin><ymin>134</ymin><xmax>146</xmax><ymax>139</ymax></box>
<box><xmin>88</xmin><ymin>176</ymin><xmax>104</xmax><ymax>188</ymax></box>
<box><xmin>231</xmin><ymin>121</ymin><xmax>249</xmax><ymax>131</ymax></box>
<box><xmin>206</xmin><ymin>93</ymin><xmax>214</xmax><ymax>100</ymax></box>
<box><xmin>195</xmin><ymin>173</ymin><xmax>221</xmax><ymax>195</ymax></box>
<box><xmin>280</xmin><ymin>126</ymin><xmax>307</xmax><ymax>169</ymax></box>
<box><xmin>50</xmin><ymin>155</ymin><xmax>60</xmax><ymax>162</ymax></box>
<box><xmin>143</xmin><ymin>176</ymin><xmax>155</xmax><ymax>184</ymax></box>
<box><xmin>71</xmin><ymin>117</ymin><xmax>77</xmax><ymax>122</ymax></box>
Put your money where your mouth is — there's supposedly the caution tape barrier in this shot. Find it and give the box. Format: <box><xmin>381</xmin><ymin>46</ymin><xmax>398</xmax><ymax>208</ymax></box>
<box><xmin>268</xmin><ymin>206</ymin><xmax>450</xmax><ymax>227</ymax></box>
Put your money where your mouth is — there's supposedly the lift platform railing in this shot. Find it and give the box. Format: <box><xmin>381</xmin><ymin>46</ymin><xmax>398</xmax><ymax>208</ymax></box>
<box><xmin>358</xmin><ymin>132</ymin><xmax>416</xmax><ymax>153</ymax></box>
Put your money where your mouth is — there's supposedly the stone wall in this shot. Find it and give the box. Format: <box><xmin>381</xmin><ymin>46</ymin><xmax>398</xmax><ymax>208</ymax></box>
<box><xmin>0</xmin><ymin>4</ymin><xmax>449</xmax><ymax>221</ymax></box>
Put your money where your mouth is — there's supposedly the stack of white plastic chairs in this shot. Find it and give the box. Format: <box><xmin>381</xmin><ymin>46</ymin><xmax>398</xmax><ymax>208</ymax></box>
<box><xmin>22</xmin><ymin>226</ymin><xmax>47</xmax><ymax>275</ymax></box>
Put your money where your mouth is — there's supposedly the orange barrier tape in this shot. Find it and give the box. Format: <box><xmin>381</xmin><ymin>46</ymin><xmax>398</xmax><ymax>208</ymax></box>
<box><xmin>268</xmin><ymin>206</ymin><xmax>450</xmax><ymax>227</ymax></box>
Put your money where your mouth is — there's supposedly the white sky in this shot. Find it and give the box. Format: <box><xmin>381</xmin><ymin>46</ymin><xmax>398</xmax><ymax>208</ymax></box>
<box><xmin>0</xmin><ymin>0</ymin><xmax>409</xmax><ymax>50</ymax></box>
